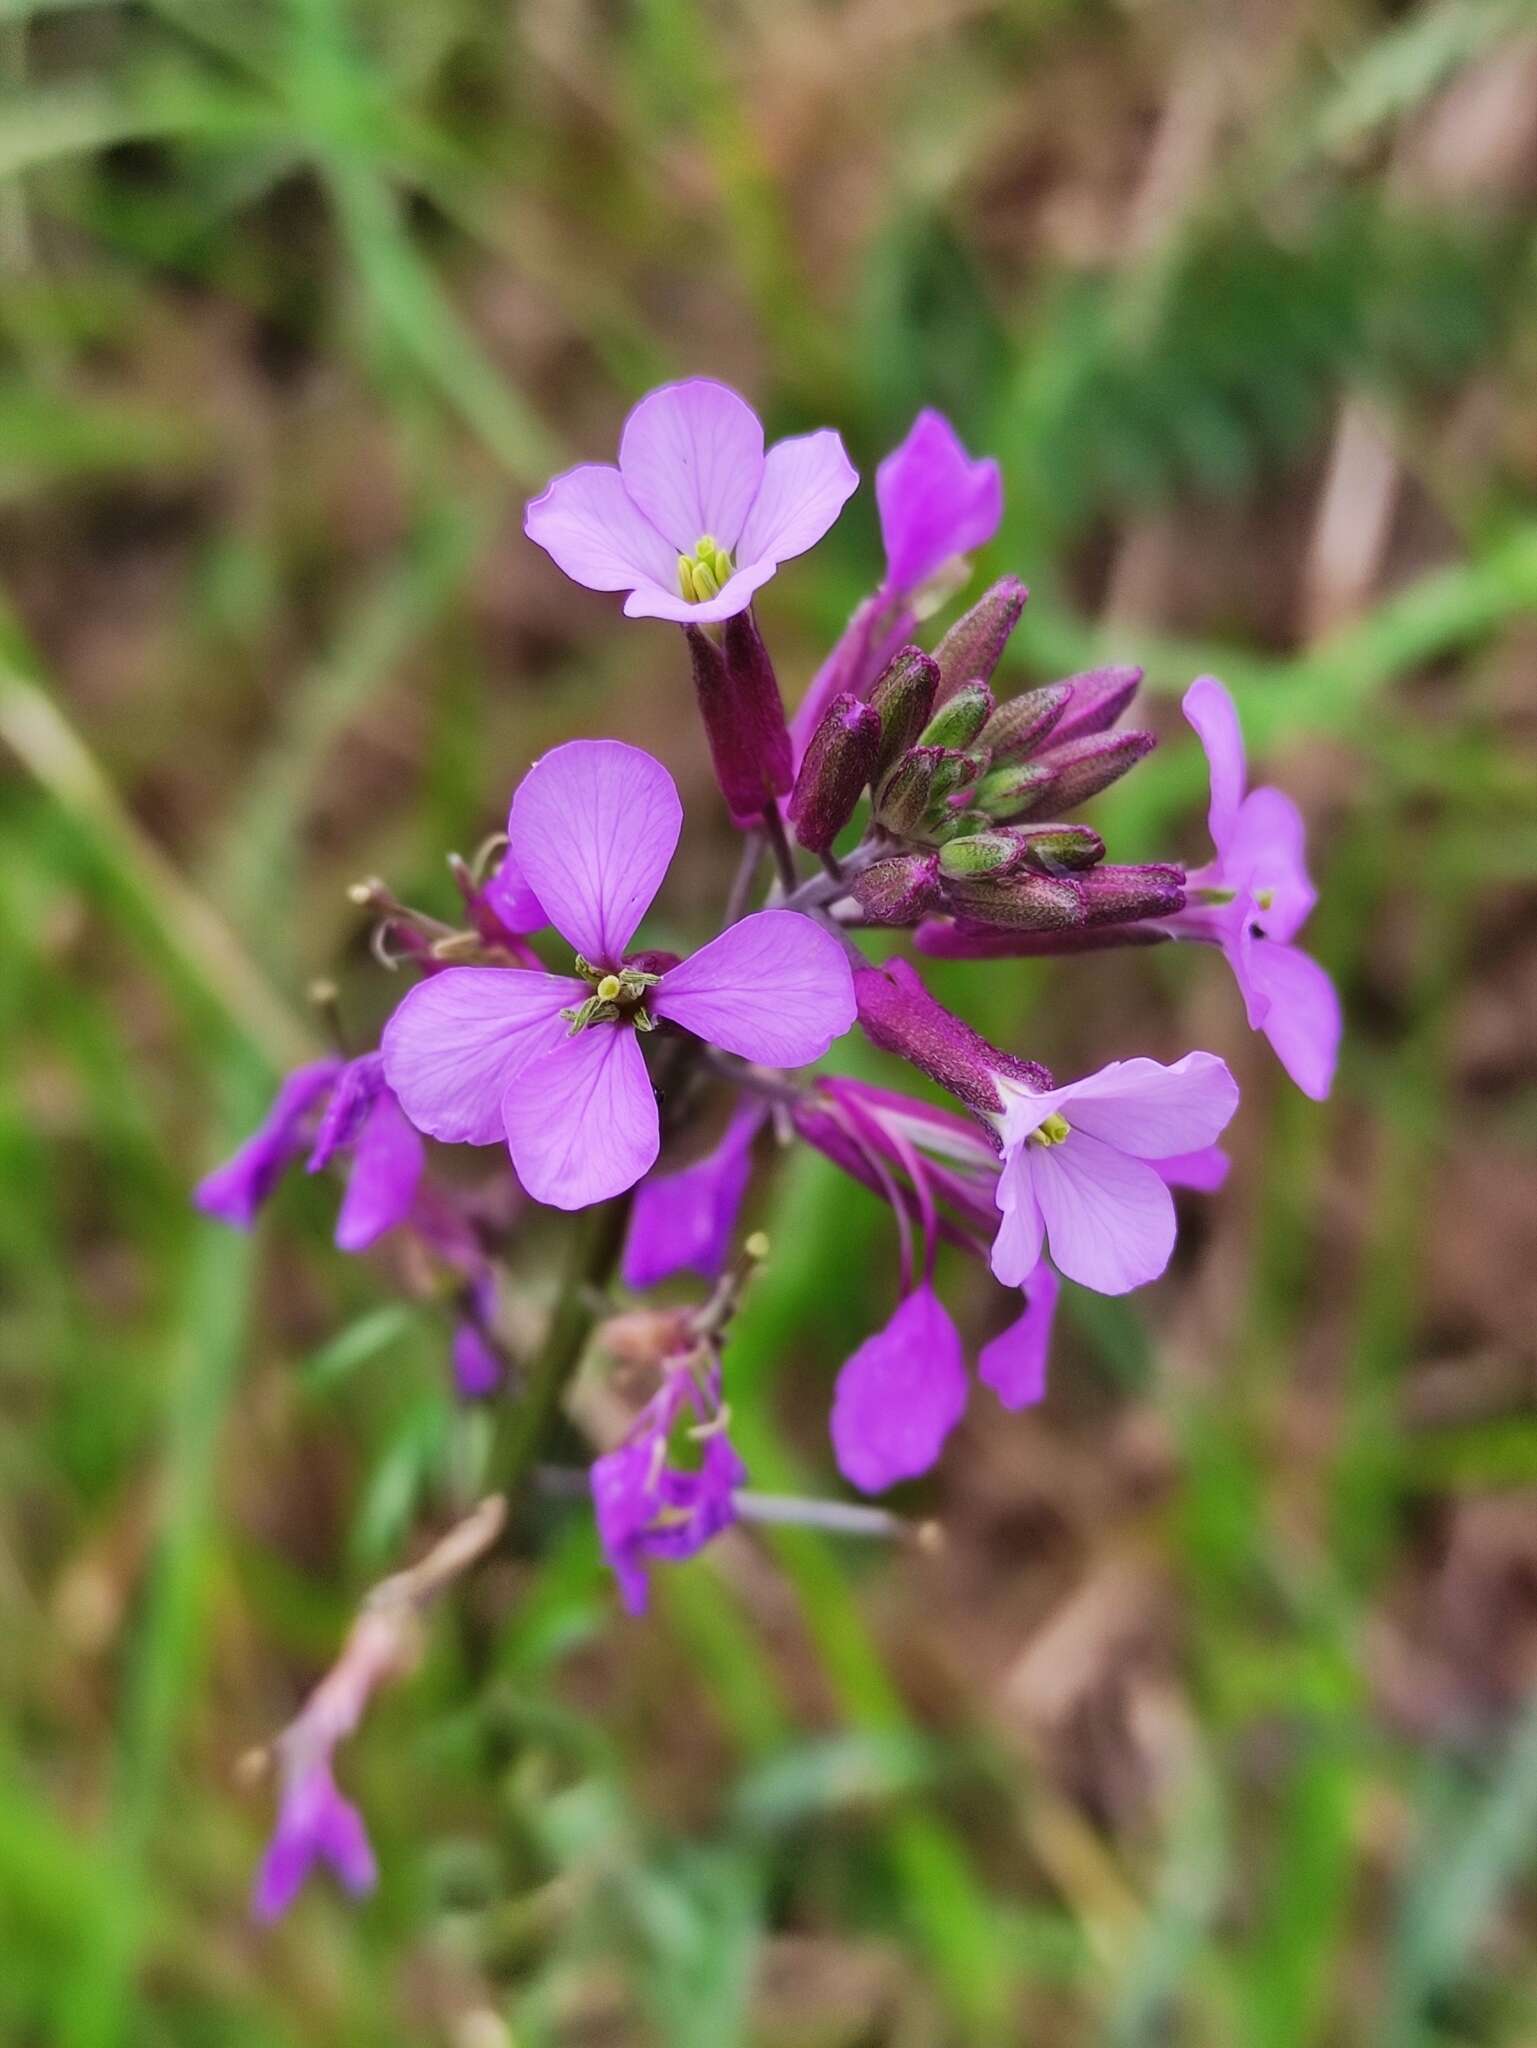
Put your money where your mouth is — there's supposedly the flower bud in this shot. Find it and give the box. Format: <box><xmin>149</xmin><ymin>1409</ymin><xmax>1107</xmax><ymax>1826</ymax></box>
<box><xmin>1076</xmin><ymin>863</ymin><xmax>1186</xmax><ymax>924</ymax></box>
<box><xmin>872</xmin><ymin>745</ymin><xmax>941</xmax><ymax>835</ymax></box>
<box><xmin>937</xmin><ymin>870</ymin><xmax>1083</xmax><ymax>931</ymax></box>
<box><xmin>936</xmin><ymin>831</ymin><xmax>1027</xmax><ymax>881</ymax></box>
<box><xmin>978</xmin><ymin>683</ymin><xmax>1070</xmax><ymax>762</ymax></box>
<box><xmin>867</xmin><ymin>647</ymin><xmax>940</xmax><ymax>780</ymax></box>
<box><xmin>848</xmin><ymin>852</ymin><xmax>941</xmax><ymax>925</ymax></box>
<box><xmin>686</xmin><ymin>615</ymin><xmax>793</xmax><ymax>828</ymax></box>
<box><xmin>1049</xmin><ymin>665</ymin><xmax>1143</xmax><ymax>745</ymax></box>
<box><xmin>917</xmin><ymin>681</ymin><xmax>993</xmax><ymax>752</ymax></box>
<box><xmin>931</xmin><ymin>577</ymin><xmax>1028</xmax><ymax>703</ymax></box>
<box><xmin>854</xmin><ymin>957</ymin><xmax>1050</xmax><ymax>1116</ymax></box>
<box><xmin>789</xmin><ymin>692</ymin><xmax>881</xmax><ymax>854</ymax></box>
<box><xmin>974</xmin><ymin>729</ymin><xmax>1155</xmax><ymax>821</ymax></box>
<box><xmin>937</xmin><ymin>822</ymin><xmax>1103</xmax><ymax>881</ymax></box>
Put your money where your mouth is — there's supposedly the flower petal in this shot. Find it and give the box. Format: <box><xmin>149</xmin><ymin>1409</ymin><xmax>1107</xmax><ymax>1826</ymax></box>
<box><xmin>1182</xmin><ymin>675</ymin><xmax>1246</xmax><ymax>854</ymax></box>
<box><xmin>1247</xmin><ymin>940</ymin><xmax>1341</xmax><ymax>1101</ymax></box>
<box><xmin>195</xmin><ymin>1060</ymin><xmax>342</xmax><ymax>1228</ymax></box>
<box><xmin>621</xmin><ymin>1102</ymin><xmax>765</xmax><ymax>1287</ymax></box>
<box><xmin>482</xmin><ymin>845</ymin><xmax>545</xmax><ymax>936</ymax></box>
<box><xmin>830</xmin><ymin>1285</ymin><xmax>970</xmax><ymax>1493</ymax></box>
<box><xmin>502</xmin><ymin>1025</ymin><xmax>659</xmax><ymax>1209</ymax></box>
<box><xmin>618</xmin><ymin>378</ymin><xmax>764</xmax><ymax>552</ymax></box>
<box><xmin>334</xmin><ymin>1095</ymin><xmax>424</xmax><ymax>1252</ymax></box>
<box><xmin>652</xmin><ymin>909</ymin><xmax>856</xmax><ymax>1065</ymax></box>
<box><xmin>523</xmin><ymin>462</ymin><xmax>678</xmax><ymax>595</ymax></box>
<box><xmin>620</xmin><ymin>553</ymin><xmax>779</xmax><ymax>624</ymax></box>
<box><xmin>989</xmin><ymin>1144</ymin><xmax>1045</xmax><ymax>1287</ymax></box>
<box><xmin>1057</xmin><ymin>1051</ymin><xmax>1240</xmax><ymax>1159</ymax></box>
<box><xmin>381</xmin><ymin>967</ymin><xmax>578</xmax><ymax>1146</ymax></box>
<box><xmin>875</xmin><ymin>409</ymin><xmax>1002</xmax><ymax>597</ymax></box>
<box><xmin>977</xmin><ymin>1261</ymin><xmax>1060</xmax><ymax>1411</ymax></box>
<box><xmin>736</xmin><ymin>429</ymin><xmax>858</xmax><ymax>568</ymax></box>
<box><xmin>1031</xmin><ymin>1134</ymin><xmax>1176</xmax><ymax>1294</ymax></box>
<box><xmin>1225</xmin><ymin>786</ymin><xmax>1316</xmax><ymax>942</ymax></box>
<box><xmin>1155</xmin><ymin>1145</ymin><xmax>1230</xmax><ymax>1193</ymax></box>
<box><xmin>508</xmin><ymin>738</ymin><xmax>682</xmax><ymax>965</ymax></box>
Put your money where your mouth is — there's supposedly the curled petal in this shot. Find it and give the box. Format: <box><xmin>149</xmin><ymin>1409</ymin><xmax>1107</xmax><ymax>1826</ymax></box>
<box><xmin>334</xmin><ymin>1095</ymin><xmax>424</xmax><ymax>1252</ymax></box>
<box><xmin>830</xmin><ymin>1285</ymin><xmax>969</xmax><ymax>1493</ymax></box>
<box><xmin>508</xmin><ymin>739</ymin><xmax>682</xmax><ymax>966</ymax></box>
<box><xmin>1057</xmin><ymin>1051</ymin><xmax>1240</xmax><ymax>1159</ymax></box>
<box><xmin>977</xmin><ymin>1261</ymin><xmax>1060</xmax><ymax>1411</ymax></box>
<box><xmin>618</xmin><ymin>378</ymin><xmax>764</xmax><ymax>553</ymax></box>
<box><xmin>736</xmin><ymin>429</ymin><xmax>858</xmax><ymax>567</ymax></box>
<box><xmin>502</xmin><ymin>1025</ymin><xmax>659</xmax><ymax>1210</ymax></box>
<box><xmin>382</xmin><ymin>968</ymin><xmax>578</xmax><ymax>1146</ymax></box>
<box><xmin>653</xmin><ymin>910</ymin><xmax>856</xmax><ymax>1065</ymax></box>
<box><xmin>876</xmin><ymin>409</ymin><xmax>1002</xmax><ymax>598</ymax></box>
<box><xmin>1182</xmin><ymin>675</ymin><xmax>1247</xmax><ymax>854</ymax></box>
<box><xmin>523</xmin><ymin>462</ymin><xmax>678</xmax><ymax>595</ymax></box>
<box><xmin>1247</xmin><ymin>940</ymin><xmax>1341</xmax><ymax>1101</ymax></box>
<box><xmin>1030</xmin><ymin>1136</ymin><xmax>1176</xmax><ymax>1295</ymax></box>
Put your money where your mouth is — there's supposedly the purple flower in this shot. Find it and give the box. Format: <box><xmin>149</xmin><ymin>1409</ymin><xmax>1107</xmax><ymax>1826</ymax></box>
<box><xmin>591</xmin><ymin>1365</ymin><xmax>746</xmax><ymax>1614</ymax></box>
<box><xmin>252</xmin><ymin>1758</ymin><xmax>377</xmax><ymax>1922</ymax></box>
<box><xmin>197</xmin><ymin>1054</ymin><xmax>423</xmax><ymax>1253</ymax></box>
<box><xmin>875</xmin><ymin>409</ymin><xmax>1003</xmax><ymax>603</ymax></box>
<box><xmin>621</xmin><ymin>1102</ymin><xmax>766</xmax><ymax>1289</ymax></box>
<box><xmin>479</xmin><ymin>845</ymin><xmax>545</xmax><ymax>938</ymax></box>
<box><xmin>524</xmin><ymin>378</ymin><xmax>857</xmax><ymax>625</ymax></box>
<box><xmin>382</xmin><ymin>740</ymin><xmax>856</xmax><ymax>1211</ymax></box>
<box><xmin>989</xmin><ymin>1053</ymin><xmax>1239</xmax><ymax>1296</ymax></box>
<box><xmin>1157</xmin><ymin>676</ymin><xmax>1341</xmax><ymax>1100</ymax></box>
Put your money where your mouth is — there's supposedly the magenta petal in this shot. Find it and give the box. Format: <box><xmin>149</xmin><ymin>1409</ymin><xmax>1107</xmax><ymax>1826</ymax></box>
<box><xmin>978</xmin><ymin>1261</ymin><xmax>1060</xmax><ymax>1411</ymax></box>
<box><xmin>1182</xmin><ymin>675</ymin><xmax>1247</xmax><ymax>854</ymax></box>
<box><xmin>830</xmin><ymin>1285</ymin><xmax>970</xmax><ymax>1494</ymax></box>
<box><xmin>508</xmin><ymin>739</ymin><xmax>682</xmax><ymax>966</ymax></box>
<box><xmin>989</xmin><ymin>1145</ymin><xmax>1046</xmax><ymax>1288</ymax></box>
<box><xmin>334</xmin><ymin>1095</ymin><xmax>424</xmax><ymax>1252</ymax></box>
<box><xmin>502</xmin><ymin>1026</ymin><xmax>659</xmax><ymax>1209</ymax></box>
<box><xmin>482</xmin><ymin>845</ymin><xmax>545</xmax><ymax>935</ymax></box>
<box><xmin>252</xmin><ymin>1764</ymin><xmax>376</xmax><ymax>1922</ymax></box>
<box><xmin>1059</xmin><ymin>1051</ymin><xmax>1240</xmax><ymax>1159</ymax></box>
<box><xmin>195</xmin><ymin>1060</ymin><xmax>342</xmax><ymax>1228</ymax></box>
<box><xmin>875</xmin><ymin>410</ymin><xmax>1002</xmax><ymax>597</ymax></box>
<box><xmin>653</xmin><ymin>910</ymin><xmax>856</xmax><ymax>1065</ymax></box>
<box><xmin>1155</xmin><ymin>1145</ymin><xmax>1231</xmax><ymax>1193</ymax></box>
<box><xmin>621</xmin><ymin>1102</ymin><xmax>765</xmax><ymax>1288</ymax></box>
<box><xmin>1225</xmin><ymin>786</ymin><xmax>1316</xmax><ymax>942</ymax></box>
<box><xmin>523</xmin><ymin>462</ymin><xmax>678</xmax><ymax>595</ymax></box>
<box><xmin>1030</xmin><ymin>1136</ymin><xmax>1176</xmax><ymax>1294</ymax></box>
<box><xmin>1247</xmin><ymin>941</ymin><xmax>1341</xmax><ymax>1101</ymax></box>
<box><xmin>736</xmin><ymin>429</ymin><xmax>858</xmax><ymax>567</ymax></box>
<box><xmin>381</xmin><ymin>967</ymin><xmax>578</xmax><ymax>1146</ymax></box>
<box><xmin>618</xmin><ymin>378</ymin><xmax>764</xmax><ymax>553</ymax></box>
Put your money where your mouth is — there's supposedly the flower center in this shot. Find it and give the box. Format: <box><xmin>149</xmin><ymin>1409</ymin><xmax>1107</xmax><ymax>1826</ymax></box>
<box><xmin>677</xmin><ymin>534</ymin><xmax>734</xmax><ymax>604</ymax></box>
<box><xmin>561</xmin><ymin>957</ymin><xmax>662</xmax><ymax>1035</ymax></box>
<box><xmin>1028</xmin><ymin>1111</ymin><xmax>1072</xmax><ymax>1148</ymax></box>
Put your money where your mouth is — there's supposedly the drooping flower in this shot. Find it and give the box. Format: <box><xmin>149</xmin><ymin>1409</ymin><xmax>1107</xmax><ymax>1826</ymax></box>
<box><xmin>253</xmin><ymin>1758</ymin><xmax>377</xmax><ymax>1922</ymax></box>
<box><xmin>197</xmin><ymin>1052</ymin><xmax>422</xmax><ymax>1253</ymax></box>
<box><xmin>1155</xmin><ymin>676</ymin><xmax>1341</xmax><ymax>1100</ymax></box>
<box><xmin>830</xmin><ymin>1284</ymin><xmax>969</xmax><ymax>1492</ymax></box>
<box><xmin>621</xmin><ymin>1102</ymin><xmax>766</xmax><ymax>1288</ymax></box>
<box><xmin>989</xmin><ymin>1053</ymin><xmax>1239</xmax><ymax>1295</ymax></box>
<box><xmin>382</xmin><ymin>740</ymin><xmax>856</xmax><ymax>1211</ymax></box>
<box><xmin>524</xmin><ymin>378</ymin><xmax>857</xmax><ymax>625</ymax></box>
<box><xmin>590</xmin><ymin>1353</ymin><xmax>746</xmax><ymax>1614</ymax></box>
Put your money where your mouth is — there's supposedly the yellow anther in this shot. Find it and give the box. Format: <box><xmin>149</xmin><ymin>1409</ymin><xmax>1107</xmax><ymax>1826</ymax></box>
<box><xmin>1030</xmin><ymin>1111</ymin><xmax>1072</xmax><ymax>1148</ymax></box>
<box><xmin>596</xmin><ymin>973</ymin><xmax>622</xmax><ymax>1002</ymax></box>
<box><xmin>1255</xmin><ymin>887</ymin><xmax>1275</xmax><ymax>911</ymax></box>
<box><xmin>677</xmin><ymin>535</ymin><xmax>733</xmax><ymax>604</ymax></box>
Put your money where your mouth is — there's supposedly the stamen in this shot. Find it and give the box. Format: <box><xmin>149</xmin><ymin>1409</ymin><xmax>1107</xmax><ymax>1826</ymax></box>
<box><xmin>1029</xmin><ymin>1111</ymin><xmax>1072</xmax><ymax>1148</ymax></box>
<box><xmin>596</xmin><ymin>973</ymin><xmax>623</xmax><ymax>1002</ymax></box>
<box><xmin>677</xmin><ymin>534</ymin><xmax>734</xmax><ymax>604</ymax></box>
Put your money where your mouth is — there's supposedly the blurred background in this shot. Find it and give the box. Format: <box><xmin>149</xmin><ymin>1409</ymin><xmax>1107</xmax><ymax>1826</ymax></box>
<box><xmin>4</xmin><ymin>1</ymin><xmax>1537</xmax><ymax>2042</ymax></box>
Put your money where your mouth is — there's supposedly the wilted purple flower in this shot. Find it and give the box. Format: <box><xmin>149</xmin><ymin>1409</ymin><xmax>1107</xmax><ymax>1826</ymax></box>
<box><xmin>197</xmin><ymin>1053</ymin><xmax>422</xmax><ymax>1253</ymax></box>
<box><xmin>1154</xmin><ymin>677</ymin><xmax>1341</xmax><ymax>1100</ymax></box>
<box><xmin>253</xmin><ymin>1758</ymin><xmax>377</xmax><ymax>1922</ymax></box>
<box><xmin>621</xmin><ymin>1102</ymin><xmax>766</xmax><ymax>1289</ymax></box>
<box><xmin>383</xmin><ymin>740</ymin><xmax>856</xmax><ymax>1210</ymax></box>
<box><xmin>591</xmin><ymin>1358</ymin><xmax>746</xmax><ymax>1614</ymax></box>
<box><xmin>989</xmin><ymin>1053</ymin><xmax>1239</xmax><ymax>1295</ymax></box>
<box><xmin>524</xmin><ymin>378</ymin><xmax>857</xmax><ymax>625</ymax></box>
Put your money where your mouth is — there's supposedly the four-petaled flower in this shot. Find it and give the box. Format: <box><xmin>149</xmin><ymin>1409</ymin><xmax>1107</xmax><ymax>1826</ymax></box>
<box><xmin>524</xmin><ymin>378</ymin><xmax>857</xmax><ymax>624</ymax></box>
<box><xmin>1157</xmin><ymin>676</ymin><xmax>1341</xmax><ymax>1100</ymax></box>
<box><xmin>990</xmin><ymin>1053</ymin><xmax>1239</xmax><ymax>1296</ymax></box>
<box><xmin>382</xmin><ymin>739</ymin><xmax>857</xmax><ymax>1210</ymax></box>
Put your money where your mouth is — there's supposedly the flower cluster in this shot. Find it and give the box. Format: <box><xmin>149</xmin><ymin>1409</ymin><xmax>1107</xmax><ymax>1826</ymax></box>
<box><xmin>199</xmin><ymin>378</ymin><xmax>1339</xmax><ymax>1915</ymax></box>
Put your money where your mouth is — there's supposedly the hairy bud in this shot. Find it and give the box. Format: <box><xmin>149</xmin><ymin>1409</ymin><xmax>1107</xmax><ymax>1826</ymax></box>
<box><xmin>685</xmin><ymin>615</ymin><xmax>793</xmax><ymax>828</ymax></box>
<box><xmin>931</xmin><ymin>577</ymin><xmax>1028</xmax><ymax>704</ymax></box>
<box><xmin>1049</xmin><ymin>665</ymin><xmax>1144</xmax><ymax>745</ymax></box>
<box><xmin>1076</xmin><ymin>863</ymin><xmax>1186</xmax><ymax>924</ymax></box>
<box><xmin>848</xmin><ymin>853</ymin><xmax>942</xmax><ymax>925</ymax></box>
<box><xmin>938</xmin><ymin>823</ymin><xmax>1104</xmax><ymax>881</ymax></box>
<box><xmin>789</xmin><ymin>692</ymin><xmax>881</xmax><ymax>854</ymax></box>
<box><xmin>975</xmin><ymin>729</ymin><xmax>1156</xmax><ymax>822</ymax></box>
<box><xmin>917</xmin><ymin>681</ymin><xmax>993</xmax><ymax>752</ymax></box>
<box><xmin>868</xmin><ymin>647</ymin><xmax>940</xmax><ymax>780</ymax></box>
<box><xmin>872</xmin><ymin>746</ymin><xmax>942</xmax><ymax>835</ymax></box>
<box><xmin>937</xmin><ymin>870</ymin><xmax>1083</xmax><ymax>931</ymax></box>
<box><xmin>978</xmin><ymin>683</ymin><xmax>1070</xmax><ymax>762</ymax></box>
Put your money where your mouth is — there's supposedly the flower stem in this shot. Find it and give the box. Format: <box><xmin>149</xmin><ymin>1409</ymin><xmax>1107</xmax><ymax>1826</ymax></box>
<box><xmin>760</xmin><ymin>800</ymin><xmax>798</xmax><ymax>893</ymax></box>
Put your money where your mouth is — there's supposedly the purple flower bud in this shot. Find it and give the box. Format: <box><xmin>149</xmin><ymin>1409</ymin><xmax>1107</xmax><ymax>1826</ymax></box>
<box><xmin>788</xmin><ymin>691</ymin><xmax>881</xmax><ymax>854</ymax></box>
<box><xmin>684</xmin><ymin>612</ymin><xmax>793</xmax><ymax>827</ymax></box>
<box><xmin>872</xmin><ymin>744</ymin><xmax>942</xmax><ymax>835</ymax></box>
<box><xmin>931</xmin><ymin>576</ymin><xmax>1027</xmax><ymax>703</ymax></box>
<box><xmin>848</xmin><ymin>852</ymin><xmax>942</xmax><ymax>925</ymax></box>
<box><xmin>937</xmin><ymin>870</ymin><xmax>1083</xmax><ymax>931</ymax></box>
<box><xmin>1049</xmin><ymin>665</ymin><xmax>1144</xmax><ymax>744</ymax></box>
<box><xmin>937</xmin><ymin>822</ymin><xmax>1104</xmax><ymax>882</ymax></box>
<box><xmin>917</xmin><ymin>680</ymin><xmax>993</xmax><ymax>752</ymax></box>
<box><xmin>1077</xmin><ymin>862</ymin><xmax>1187</xmax><ymax>925</ymax></box>
<box><xmin>974</xmin><ymin>728</ymin><xmax>1156</xmax><ymax>822</ymax></box>
<box><xmin>867</xmin><ymin>646</ymin><xmax>939</xmax><ymax>779</ymax></box>
<box><xmin>854</xmin><ymin>958</ymin><xmax>1049</xmax><ymax>1117</ymax></box>
<box><xmin>977</xmin><ymin>683</ymin><xmax>1071</xmax><ymax>762</ymax></box>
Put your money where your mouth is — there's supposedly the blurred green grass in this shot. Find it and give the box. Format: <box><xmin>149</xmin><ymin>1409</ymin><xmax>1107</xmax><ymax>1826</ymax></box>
<box><xmin>2</xmin><ymin>0</ymin><xmax>1537</xmax><ymax>2041</ymax></box>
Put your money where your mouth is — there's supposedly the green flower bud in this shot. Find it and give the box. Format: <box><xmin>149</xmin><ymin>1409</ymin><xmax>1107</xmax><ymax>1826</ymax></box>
<box><xmin>917</xmin><ymin>681</ymin><xmax>994</xmax><ymax>752</ymax></box>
